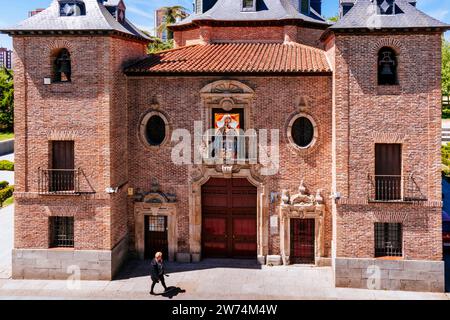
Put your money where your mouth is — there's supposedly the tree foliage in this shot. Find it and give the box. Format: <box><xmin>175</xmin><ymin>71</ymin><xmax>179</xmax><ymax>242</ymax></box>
<box><xmin>157</xmin><ymin>6</ymin><xmax>189</xmax><ymax>40</ymax></box>
<box><xmin>0</xmin><ymin>68</ymin><xmax>13</xmax><ymax>132</ymax></box>
<box><xmin>327</xmin><ymin>14</ymin><xmax>339</xmax><ymax>23</ymax></box>
<box><xmin>443</xmin><ymin>38</ymin><xmax>450</xmax><ymax>97</ymax></box>
<box><xmin>147</xmin><ymin>37</ymin><xmax>174</xmax><ymax>54</ymax></box>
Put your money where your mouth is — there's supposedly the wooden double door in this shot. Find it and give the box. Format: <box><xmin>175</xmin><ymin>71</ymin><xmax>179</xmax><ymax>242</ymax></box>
<box><xmin>201</xmin><ymin>178</ymin><xmax>257</xmax><ymax>259</ymax></box>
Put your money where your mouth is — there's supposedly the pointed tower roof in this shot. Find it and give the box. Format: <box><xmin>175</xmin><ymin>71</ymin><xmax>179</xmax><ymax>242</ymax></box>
<box><xmin>172</xmin><ymin>0</ymin><xmax>330</xmax><ymax>29</ymax></box>
<box><xmin>331</xmin><ymin>0</ymin><xmax>449</xmax><ymax>30</ymax></box>
<box><xmin>0</xmin><ymin>0</ymin><xmax>150</xmax><ymax>41</ymax></box>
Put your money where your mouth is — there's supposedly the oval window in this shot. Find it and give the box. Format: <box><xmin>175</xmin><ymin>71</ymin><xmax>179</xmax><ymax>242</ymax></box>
<box><xmin>291</xmin><ymin>117</ymin><xmax>314</xmax><ymax>148</ymax></box>
<box><xmin>145</xmin><ymin>115</ymin><xmax>166</xmax><ymax>146</ymax></box>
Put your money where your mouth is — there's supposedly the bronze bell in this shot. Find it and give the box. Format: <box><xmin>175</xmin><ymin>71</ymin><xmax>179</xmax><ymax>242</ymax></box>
<box><xmin>379</xmin><ymin>52</ymin><xmax>395</xmax><ymax>76</ymax></box>
<box><xmin>57</xmin><ymin>51</ymin><xmax>71</xmax><ymax>81</ymax></box>
<box><xmin>58</xmin><ymin>53</ymin><xmax>71</xmax><ymax>74</ymax></box>
<box><xmin>380</xmin><ymin>63</ymin><xmax>393</xmax><ymax>76</ymax></box>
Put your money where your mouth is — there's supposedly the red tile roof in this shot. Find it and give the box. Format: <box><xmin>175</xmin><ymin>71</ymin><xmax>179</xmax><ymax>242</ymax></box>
<box><xmin>125</xmin><ymin>42</ymin><xmax>331</xmax><ymax>74</ymax></box>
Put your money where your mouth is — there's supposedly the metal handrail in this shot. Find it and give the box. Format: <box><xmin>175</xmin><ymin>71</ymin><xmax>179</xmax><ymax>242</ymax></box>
<box><xmin>368</xmin><ymin>173</ymin><xmax>426</xmax><ymax>202</ymax></box>
<box><xmin>38</xmin><ymin>168</ymin><xmax>80</xmax><ymax>195</ymax></box>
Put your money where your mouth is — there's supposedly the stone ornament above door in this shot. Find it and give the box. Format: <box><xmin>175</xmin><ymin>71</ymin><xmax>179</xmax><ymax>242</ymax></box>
<box><xmin>279</xmin><ymin>181</ymin><xmax>325</xmax><ymax>265</ymax></box>
<box><xmin>133</xmin><ymin>179</ymin><xmax>178</xmax><ymax>261</ymax></box>
<box><xmin>134</xmin><ymin>179</ymin><xmax>177</xmax><ymax>204</ymax></box>
<box><xmin>200</xmin><ymin>80</ymin><xmax>255</xmax><ymax>107</ymax></box>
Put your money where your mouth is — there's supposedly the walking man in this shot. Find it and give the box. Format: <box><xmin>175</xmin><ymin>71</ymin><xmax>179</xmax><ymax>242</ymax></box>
<box><xmin>150</xmin><ymin>252</ymin><xmax>169</xmax><ymax>295</ymax></box>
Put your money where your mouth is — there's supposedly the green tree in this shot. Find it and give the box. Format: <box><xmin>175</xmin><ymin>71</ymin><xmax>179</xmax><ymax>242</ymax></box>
<box><xmin>0</xmin><ymin>68</ymin><xmax>13</xmax><ymax>132</ymax></box>
<box><xmin>147</xmin><ymin>37</ymin><xmax>174</xmax><ymax>54</ymax></box>
<box><xmin>140</xmin><ymin>30</ymin><xmax>174</xmax><ymax>54</ymax></box>
<box><xmin>327</xmin><ymin>14</ymin><xmax>339</xmax><ymax>23</ymax></box>
<box><xmin>157</xmin><ymin>6</ymin><xmax>189</xmax><ymax>40</ymax></box>
<box><xmin>443</xmin><ymin>38</ymin><xmax>450</xmax><ymax>97</ymax></box>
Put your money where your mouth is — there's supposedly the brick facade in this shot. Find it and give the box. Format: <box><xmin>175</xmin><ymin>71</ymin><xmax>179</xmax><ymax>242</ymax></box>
<box><xmin>6</xmin><ymin>2</ymin><xmax>446</xmax><ymax>292</ymax></box>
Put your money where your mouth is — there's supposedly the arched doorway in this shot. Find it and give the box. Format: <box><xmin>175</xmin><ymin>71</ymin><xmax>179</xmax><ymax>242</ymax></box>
<box><xmin>201</xmin><ymin>178</ymin><xmax>257</xmax><ymax>259</ymax></box>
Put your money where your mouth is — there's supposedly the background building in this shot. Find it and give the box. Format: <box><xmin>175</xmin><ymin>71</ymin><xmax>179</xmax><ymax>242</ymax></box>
<box><xmin>28</xmin><ymin>9</ymin><xmax>45</xmax><ymax>17</ymax></box>
<box><xmin>0</xmin><ymin>47</ymin><xmax>12</xmax><ymax>69</ymax></box>
<box><xmin>154</xmin><ymin>8</ymin><xmax>167</xmax><ymax>41</ymax></box>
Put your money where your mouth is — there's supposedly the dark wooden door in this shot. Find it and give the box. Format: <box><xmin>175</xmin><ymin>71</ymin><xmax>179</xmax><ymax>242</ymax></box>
<box><xmin>51</xmin><ymin>141</ymin><xmax>75</xmax><ymax>191</ymax></box>
<box><xmin>144</xmin><ymin>216</ymin><xmax>169</xmax><ymax>260</ymax></box>
<box><xmin>290</xmin><ymin>219</ymin><xmax>315</xmax><ymax>264</ymax></box>
<box><xmin>375</xmin><ymin>144</ymin><xmax>402</xmax><ymax>200</ymax></box>
<box><xmin>202</xmin><ymin>178</ymin><xmax>257</xmax><ymax>259</ymax></box>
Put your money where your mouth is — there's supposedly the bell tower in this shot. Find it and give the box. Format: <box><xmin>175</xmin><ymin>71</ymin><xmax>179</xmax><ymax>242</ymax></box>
<box><xmin>194</xmin><ymin>0</ymin><xmax>218</xmax><ymax>14</ymax></box>
<box><xmin>0</xmin><ymin>0</ymin><xmax>150</xmax><ymax>280</ymax></box>
<box><xmin>323</xmin><ymin>0</ymin><xmax>449</xmax><ymax>291</ymax></box>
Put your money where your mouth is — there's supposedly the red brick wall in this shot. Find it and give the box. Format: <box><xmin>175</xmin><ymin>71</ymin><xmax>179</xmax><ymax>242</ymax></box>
<box><xmin>174</xmin><ymin>25</ymin><xmax>326</xmax><ymax>49</ymax></box>
<box><xmin>331</xmin><ymin>32</ymin><xmax>443</xmax><ymax>260</ymax></box>
<box><xmin>13</xmin><ymin>35</ymin><xmax>146</xmax><ymax>250</ymax></box>
<box><xmin>126</xmin><ymin>75</ymin><xmax>333</xmax><ymax>256</ymax></box>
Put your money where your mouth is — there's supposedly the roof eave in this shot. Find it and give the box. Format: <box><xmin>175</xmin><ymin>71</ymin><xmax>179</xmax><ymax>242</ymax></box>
<box><xmin>320</xmin><ymin>25</ymin><xmax>450</xmax><ymax>42</ymax></box>
<box><xmin>0</xmin><ymin>28</ymin><xmax>152</xmax><ymax>43</ymax></box>
<box><xmin>124</xmin><ymin>71</ymin><xmax>332</xmax><ymax>77</ymax></box>
<box><xmin>169</xmin><ymin>18</ymin><xmax>331</xmax><ymax>31</ymax></box>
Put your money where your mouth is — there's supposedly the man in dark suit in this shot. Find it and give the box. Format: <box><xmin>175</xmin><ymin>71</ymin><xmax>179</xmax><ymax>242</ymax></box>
<box><xmin>150</xmin><ymin>251</ymin><xmax>169</xmax><ymax>295</ymax></box>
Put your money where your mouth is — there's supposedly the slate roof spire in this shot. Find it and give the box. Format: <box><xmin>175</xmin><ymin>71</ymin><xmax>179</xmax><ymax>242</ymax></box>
<box><xmin>333</xmin><ymin>0</ymin><xmax>449</xmax><ymax>30</ymax></box>
<box><xmin>174</xmin><ymin>0</ymin><xmax>329</xmax><ymax>28</ymax></box>
<box><xmin>0</xmin><ymin>0</ymin><xmax>150</xmax><ymax>41</ymax></box>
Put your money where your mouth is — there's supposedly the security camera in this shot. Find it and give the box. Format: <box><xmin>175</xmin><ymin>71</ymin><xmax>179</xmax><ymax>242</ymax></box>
<box><xmin>105</xmin><ymin>187</ymin><xmax>118</xmax><ymax>194</ymax></box>
<box><xmin>330</xmin><ymin>192</ymin><xmax>341</xmax><ymax>200</ymax></box>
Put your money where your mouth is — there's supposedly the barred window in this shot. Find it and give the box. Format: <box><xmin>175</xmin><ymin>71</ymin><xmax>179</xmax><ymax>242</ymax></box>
<box><xmin>50</xmin><ymin>217</ymin><xmax>74</xmax><ymax>248</ymax></box>
<box><xmin>374</xmin><ymin>223</ymin><xmax>402</xmax><ymax>257</ymax></box>
<box><xmin>148</xmin><ymin>216</ymin><xmax>167</xmax><ymax>232</ymax></box>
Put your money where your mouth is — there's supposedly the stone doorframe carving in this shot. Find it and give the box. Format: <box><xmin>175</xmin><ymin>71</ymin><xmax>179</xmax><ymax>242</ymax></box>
<box><xmin>134</xmin><ymin>183</ymin><xmax>178</xmax><ymax>262</ymax></box>
<box><xmin>134</xmin><ymin>202</ymin><xmax>177</xmax><ymax>261</ymax></box>
<box><xmin>279</xmin><ymin>182</ymin><xmax>325</xmax><ymax>265</ymax></box>
<box><xmin>188</xmin><ymin>164</ymin><xmax>269</xmax><ymax>264</ymax></box>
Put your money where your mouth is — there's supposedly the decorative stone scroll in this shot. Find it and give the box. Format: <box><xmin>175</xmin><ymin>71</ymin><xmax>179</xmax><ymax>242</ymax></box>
<box><xmin>279</xmin><ymin>180</ymin><xmax>325</xmax><ymax>265</ymax></box>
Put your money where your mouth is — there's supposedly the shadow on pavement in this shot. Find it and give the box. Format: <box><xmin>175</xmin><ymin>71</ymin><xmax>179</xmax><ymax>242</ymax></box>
<box><xmin>115</xmin><ymin>258</ymin><xmax>261</xmax><ymax>281</ymax></box>
<box><xmin>161</xmin><ymin>286</ymin><xmax>186</xmax><ymax>299</ymax></box>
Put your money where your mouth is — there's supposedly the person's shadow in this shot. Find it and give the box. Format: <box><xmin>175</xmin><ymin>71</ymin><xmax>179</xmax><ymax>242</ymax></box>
<box><xmin>159</xmin><ymin>286</ymin><xmax>186</xmax><ymax>299</ymax></box>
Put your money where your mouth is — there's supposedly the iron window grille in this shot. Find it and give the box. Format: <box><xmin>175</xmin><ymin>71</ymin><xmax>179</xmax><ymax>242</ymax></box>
<box><xmin>50</xmin><ymin>217</ymin><xmax>74</xmax><ymax>248</ymax></box>
<box><xmin>374</xmin><ymin>222</ymin><xmax>402</xmax><ymax>257</ymax></box>
<box><xmin>148</xmin><ymin>216</ymin><xmax>167</xmax><ymax>232</ymax></box>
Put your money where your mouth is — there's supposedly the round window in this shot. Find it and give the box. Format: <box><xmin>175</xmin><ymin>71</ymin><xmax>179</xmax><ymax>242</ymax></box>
<box><xmin>144</xmin><ymin>115</ymin><xmax>166</xmax><ymax>146</ymax></box>
<box><xmin>291</xmin><ymin>116</ymin><xmax>315</xmax><ymax>148</ymax></box>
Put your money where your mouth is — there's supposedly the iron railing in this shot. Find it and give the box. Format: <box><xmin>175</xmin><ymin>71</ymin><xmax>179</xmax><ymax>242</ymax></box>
<box><xmin>367</xmin><ymin>174</ymin><xmax>426</xmax><ymax>202</ymax></box>
<box><xmin>38</xmin><ymin>168</ymin><xmax>80</xmax><ymax>195</ymax></box>
<box><xmin>196</xmin><ymin>133</ymin><xmax>258</xmax><ymax>164</ymax></box>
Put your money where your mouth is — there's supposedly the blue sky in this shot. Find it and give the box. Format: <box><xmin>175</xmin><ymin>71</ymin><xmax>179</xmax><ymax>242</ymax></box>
<box><xmin>0</xmin><ymin>0</ymin><xmax>449</xmax><ymax>49</ymax></box>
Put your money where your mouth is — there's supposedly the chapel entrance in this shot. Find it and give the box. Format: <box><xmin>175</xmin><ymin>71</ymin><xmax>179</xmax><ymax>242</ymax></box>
<box><xmin>201</xmin><ymin>178</ymin><xmax>257</xmax><ymax>259</ymax></box>
<box><xmin>290</xmin><ymin>218</ymin><xmax>315</xmax><ymax>264</ymax></box>
<box><xmin>144</xmin><ymin>215</ymin><xmax>169</xmax><ymax>260</ymax></box>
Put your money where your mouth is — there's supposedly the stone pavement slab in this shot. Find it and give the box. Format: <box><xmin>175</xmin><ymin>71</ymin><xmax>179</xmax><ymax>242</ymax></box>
<box><xmin>0</xmin><ymin>203</ymin><xmax>449</xmax><ymax>300</ymax></box>
<box><xmin>0</xmin><ymin>261</ymin><xmax>448</xmax><ymax>300</ymax></box>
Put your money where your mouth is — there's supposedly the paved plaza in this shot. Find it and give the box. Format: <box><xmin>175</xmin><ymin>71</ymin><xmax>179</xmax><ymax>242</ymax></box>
<box><xmin>0</xmin><ymin>149</ymin><xmax>449</xmax><ymax>300</ymax></box>
<box><xmin>0</xmin><ymin>205</ymin><xmax>449</xmax><ymax>300</ymax></box>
